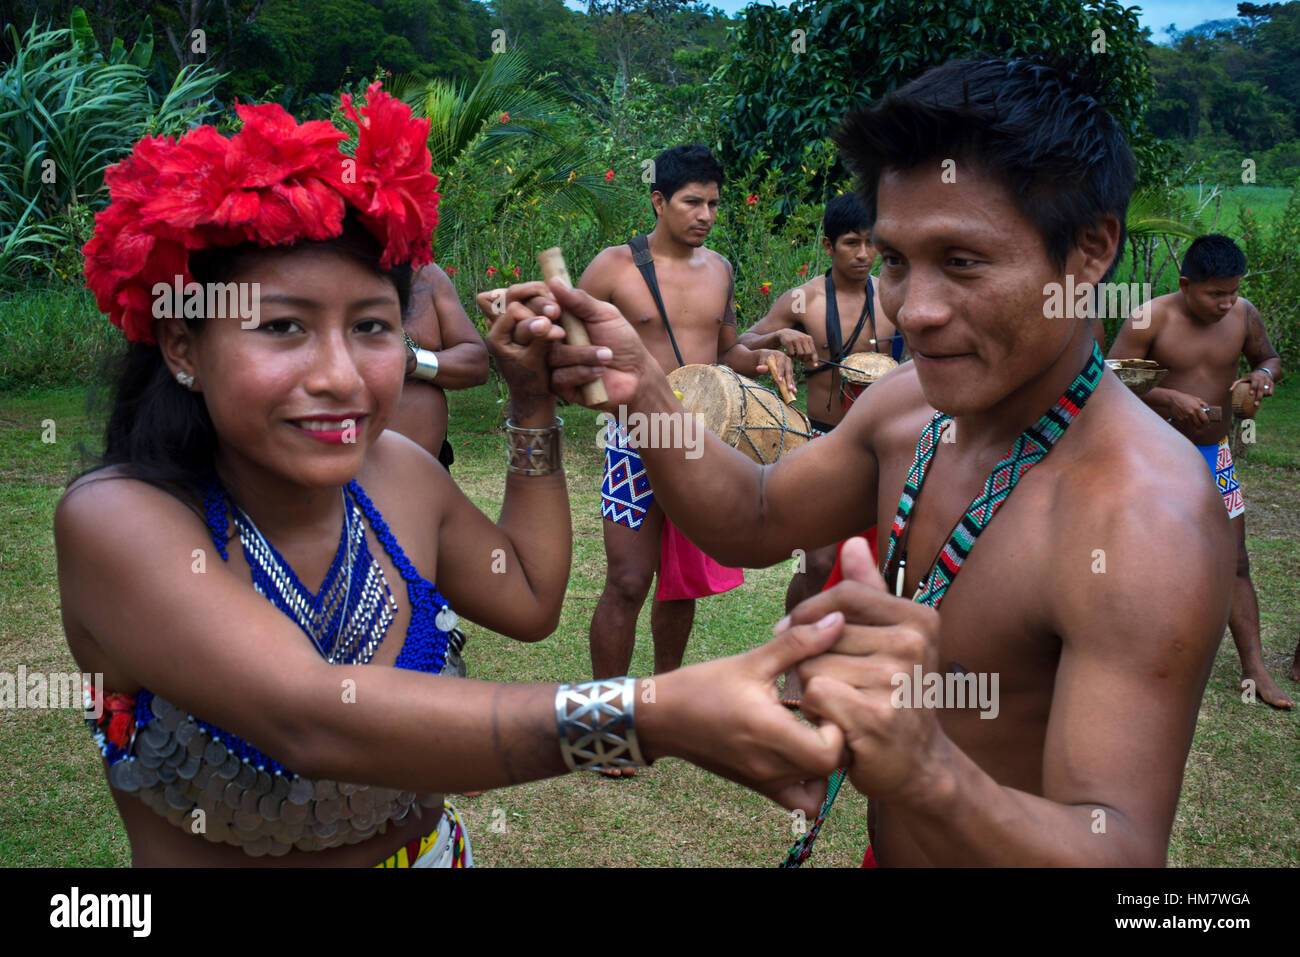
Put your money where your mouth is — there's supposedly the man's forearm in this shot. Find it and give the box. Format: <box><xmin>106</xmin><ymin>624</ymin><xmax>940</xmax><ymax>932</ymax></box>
<box><xmin>888</xmin><ymin>736</ymin><xmax>1165</xmax><ymax>866</ymax></box>
<box><xmin>1141</xmin><ymin>386</ymin><xmax>1181</xmax><ymax>417</ymax></box>
<box><xmin>627</xmin><ymin>372</ymin><xmax>775</xmax><ymax>565</ymax></box>
<box><xmin>418</xmin><ymin>341</ymin><xmax>489</xmax><ymax>390</ymax></box>
<box><xmin>1253</xmin><ymin>357</ymin><xmax>1282</xmax><ymax>379</ymax></box>
<box><xmin>739</xmin><ymin>329</ymin><xmax>780</xmax><ymax>352</ymax></box>
<box><xmin>720</xmin><ymin>341</ymin><xmax>764</xmax><ymax>377</ymax></box>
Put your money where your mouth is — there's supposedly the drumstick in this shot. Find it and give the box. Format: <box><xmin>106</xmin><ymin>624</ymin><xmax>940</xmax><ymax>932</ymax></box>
<box><xmin>537</xmin><ymin>247</ymin><xmax>608</xmax><ymax>406</ymax></box>
<box><xmin>767</xmin><ymin>367</ymin><xmax>795</xmax><ymax>405</ymax></box>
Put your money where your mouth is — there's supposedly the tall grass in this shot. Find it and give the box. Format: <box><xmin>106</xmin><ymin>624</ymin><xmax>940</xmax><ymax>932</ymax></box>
<box><xmin>0</xmin><ymin>282</ymin><xmax>118</xmax><ymax>393</ymax></box>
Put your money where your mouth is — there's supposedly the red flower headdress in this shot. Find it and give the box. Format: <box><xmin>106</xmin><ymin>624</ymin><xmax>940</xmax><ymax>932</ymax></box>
<box><xmin>83</xmin><ymin>82</ymin><xmax>439</xmax><ymax>344</ymax></box>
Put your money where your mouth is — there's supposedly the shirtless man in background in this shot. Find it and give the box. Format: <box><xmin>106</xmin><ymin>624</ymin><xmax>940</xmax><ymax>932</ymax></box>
<box><xmin>545</xmin><ymin>57</ymin><xmax>1234</xmax><ymax>863</ymax></box>
<box><xmin>1109</xmin><ymin>234</ymin><xmax>1292</xmax><ymax>708</ymax></box>
<box><xmin>388</xmin><ymin>262</ymin><xmax>489</xmax><ymax>470</ymax></box>
<box><xmin>581</xmin><ymin>145</ymin><xmax>795</xmax><ymax>715</ymax></box>
<box><xmin>740</xmin><ymin>191</ymin><xmax>899</xmax><ymax>705</ymax></box>
<box><xmin>741</xmin><ymin>192</ymin><xmax>898</xmax><ymax>438</ymax></box>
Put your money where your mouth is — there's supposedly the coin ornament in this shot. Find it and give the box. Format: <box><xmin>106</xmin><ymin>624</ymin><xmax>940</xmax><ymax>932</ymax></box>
<box><xmin>92</xmin><ymin>691</ymin><xmax>433</xmax><ymax>857</ymax></box>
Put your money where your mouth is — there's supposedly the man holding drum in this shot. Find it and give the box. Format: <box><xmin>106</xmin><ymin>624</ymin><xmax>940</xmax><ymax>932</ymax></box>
<box><xmin>579</xmin><ymin>146</ymin><xmax>795</xmax><ymax>739</ymax></box>
<box><xmin>741</xmin><ymin>192</ymin><xmax>900</xmax><ymax>439</ymax></box>
<box><xmin>740</xmin><ymin>192</ymin><xmax>901</xmax><ymax>705</ymax></box>
<box><xmin>543</xmin><ymin>56</ymin><xmax>1234</xmax><ymax>864</ymax></box>
<box><xmin>1109</xmin><ymin>235</ymin><xmax>1292</xmax><ymax>709</ymax></box>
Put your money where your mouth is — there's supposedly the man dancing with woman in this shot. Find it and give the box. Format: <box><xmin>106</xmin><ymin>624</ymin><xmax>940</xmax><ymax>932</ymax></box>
<box><xmin>62</xmin><ymin>84</ymin><xmax>846</xmax><ymax>866</ymax></box>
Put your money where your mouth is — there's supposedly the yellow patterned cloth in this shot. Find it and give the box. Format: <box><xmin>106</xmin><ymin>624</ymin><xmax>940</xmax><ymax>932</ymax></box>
<box><xmin>374</xmin><ymin>800</ymin><xmax>472</xmax><ymax>868</ymax></box>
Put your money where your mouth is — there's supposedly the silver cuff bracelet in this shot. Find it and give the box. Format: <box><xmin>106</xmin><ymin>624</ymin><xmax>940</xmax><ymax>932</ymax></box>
<box><xmin>555</xmin><ymin>677</ymin><xmax>649</xmax><ymax>772</ymax></box>
<box><xmin>506</xmin><ymin>417</ymin><xmax>563</xmax><ymax>475</ymax></box>
<box><xmin>410</xmin><ymin>348</ymin><xmax>440</xmax><ymax>382</ymax></box>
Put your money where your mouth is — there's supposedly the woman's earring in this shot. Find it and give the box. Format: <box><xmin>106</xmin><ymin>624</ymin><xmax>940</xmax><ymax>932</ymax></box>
<box><xmin>176</xmin><ymin>371</ymin><xmax>195</xmax><ymax>388</ymax></box>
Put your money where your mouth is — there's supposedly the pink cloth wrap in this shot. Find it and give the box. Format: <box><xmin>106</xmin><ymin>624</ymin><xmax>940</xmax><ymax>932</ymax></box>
<box><xmin>654</xmin><ymin>517</ymin><xmax>744</xmax><ymax>601</ymax></box>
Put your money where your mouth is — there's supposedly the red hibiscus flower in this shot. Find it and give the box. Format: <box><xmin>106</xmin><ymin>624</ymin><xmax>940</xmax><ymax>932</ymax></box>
<box><xmin>798</xmin><ymin>264</ymin><xmax>808</xmax><ymax>275</ymax></box>
<box><xmin>341</xmin><ymin>82</ymin><xmax>440</xmax><ymax>269</ymax></box>
<box><xmin>746</xmin><ymin>193</ymin><xmax>758</xmax><ymax>205</ymax></box>
<box><xmin>605</xmin><ymin>169</ymin><xmax>615</xmax><ymax>182</ymax></box>
<box><xmin>444</xmin><ymin>265</ymin><xmax>457</xmax><ymax>276</ymax></box>
<box><xmin>760</xmin><ymin>282</ymin><xmax>772</xmax><ymax>294</ymax></box>
<box><xmin>499</xmin><ymin>112</ymin><xmax>510</xmax><ymax>123</ymax></box>
<box><xmin>83</xmin><ymin>81</ymin><xmax>441</xmax><ymax>344</ymax></box>
<box><xmin>512</xmin><ymin>265</ymin><xmax>520</xmax><ymax>278</ymax></box>
<box><xmin>486</xmin><ymin>266</ymin><xmax>498</xmax><ymax>276</ymax></box>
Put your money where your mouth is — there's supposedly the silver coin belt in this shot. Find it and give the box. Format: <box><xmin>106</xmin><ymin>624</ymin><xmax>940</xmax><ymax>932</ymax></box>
<box><xmin>106</xmin><ymin>694</ymin><xmax>440</xmax><ymax>858</ymax></box>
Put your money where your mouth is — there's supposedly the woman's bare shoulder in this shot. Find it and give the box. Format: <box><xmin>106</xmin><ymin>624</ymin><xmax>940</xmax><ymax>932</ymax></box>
<box><xmin>58</xmin><ymin>467</ymin><xmax>203</xmax><ymax>538</ymax></box>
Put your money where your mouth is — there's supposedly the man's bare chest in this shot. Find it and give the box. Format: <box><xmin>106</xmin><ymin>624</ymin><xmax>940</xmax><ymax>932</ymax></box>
<box><xmin>873</xmin><ymin>453</ymin><xmax>1060</xmax><ymax>694</ymax></box>
<box><xmin>1151</xmin><ymin>314</ymin><xmax>1244</xmax><ymax>373</ymax></box>
<box><xmin>614</xmin><ymin>266</ymin><xmax>728</xmax><ymax>331</ymax></box>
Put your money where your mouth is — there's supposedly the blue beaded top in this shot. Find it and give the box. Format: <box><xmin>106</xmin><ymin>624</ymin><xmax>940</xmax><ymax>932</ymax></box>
<box><xmin>96</xmin><ymin>477</ymin><xmax>457</xmax><ymax>776</ymax></box>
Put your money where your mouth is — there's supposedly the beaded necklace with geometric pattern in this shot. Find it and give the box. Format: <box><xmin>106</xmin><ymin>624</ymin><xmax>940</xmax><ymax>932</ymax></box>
<box><xmin>203</xmin><ymin>478</ymin><xmax>397</xmax><ymax>665</ymax></box>
<box><xmin>780</xmin><ymin>340</ymin><xmax>1106</xmax><ymax>868</ymax></box>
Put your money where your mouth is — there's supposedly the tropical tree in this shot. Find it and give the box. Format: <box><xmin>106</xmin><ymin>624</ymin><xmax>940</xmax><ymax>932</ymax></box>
<box><xmin>395</xmin><ymin>48</ymin><xmax>619</xmax><ymax>240</ymax></box>
<box><xmin>719</xmin><ymin>0</ymin><xmax>1159</xmax><ymax>202</ymax></box>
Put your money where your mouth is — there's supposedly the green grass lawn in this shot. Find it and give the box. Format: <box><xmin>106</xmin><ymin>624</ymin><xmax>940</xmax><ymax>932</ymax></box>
<box><xmin>1</xmin><ymin>376</ymin><xmax>1297</xmax><ymax>867</ymax></box>
<box><xmin>1179</xmin><ymin>184</ymin><xmax>1291</xmax><ymax>231</ymax></box>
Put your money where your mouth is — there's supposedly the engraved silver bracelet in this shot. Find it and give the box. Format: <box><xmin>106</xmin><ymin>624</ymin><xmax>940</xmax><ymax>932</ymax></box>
<box><xmin>555</xmin><ymin>678</ymin><xmax>649</xmax><ymax>772</ymax></box>
<box><xmin>506</xmin><ymin>417</ymin><xmax>563</xmax><ymax>475</ymax></box>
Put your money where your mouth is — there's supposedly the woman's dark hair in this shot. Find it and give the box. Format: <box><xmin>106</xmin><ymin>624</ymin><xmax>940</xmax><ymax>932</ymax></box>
<box><xmin>1180</xmin><ymin>234</ymin><xmax>1246</xmax><ymax>282</ymax></box>
<box><xmin>832</xmin><ymin>56</ymin><xmax>1136</xmax><ymax>281</ymax></box>
<box><xmin>78</xmin><ymin>213</ymin><xmax>413</xmax><ymax>503</ymax></box>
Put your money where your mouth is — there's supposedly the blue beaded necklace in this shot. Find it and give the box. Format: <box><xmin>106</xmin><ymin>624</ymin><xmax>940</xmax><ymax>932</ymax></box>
<box><xmin>202</xmin><ymin>477</ymin><xmax>397</xmax><ymax>665</ymax></box>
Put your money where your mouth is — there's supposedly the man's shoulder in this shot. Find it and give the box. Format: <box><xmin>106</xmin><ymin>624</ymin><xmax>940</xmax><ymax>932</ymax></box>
<box><xmin>1234</xmin><ymin>296</ymin><xmax>1261</xmax><ymax>325</ymax></box>
<box><xmin>1050</xmin><ymin>389</ymin><xmax>1224</xmax><ymax>549</ymax></box>
<box><xmin>695</xmin><ymin>244</ymin><xmax>734</xmax><ymax>280</ymax></box>
<box><xmin>844</xmin><ymin>361</ymin><xmax>929</xmax><ymax>446</ymax></box>
<box><xmin>588</xmin><ymin>243</ymin><xmax>636</xmax><ymax>272</ymax></box>
<box><xmin>1143</xmin><ymin>291</ymin><xmax>1184</xmax><ymax>325</ymax></box>
<box><xmin>580</xmin><ymin>245</ymin><xmax>638</xmax><ymax>298</ymax></box>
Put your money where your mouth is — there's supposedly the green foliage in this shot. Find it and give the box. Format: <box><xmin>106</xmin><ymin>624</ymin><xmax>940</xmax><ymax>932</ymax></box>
<box><xmin>1237</xmin><ymin>183</ymin><xmax>1300</xmax><ymax>364</ymax></box>
<box><xmin>0</xmin><ymin>281</ymin><xmax>118</xmax><ymax>391</ymax></box>
<box><xmin>719</xmin><ymin>0</ymin><xmax>1159</xmax><ymax>198</ymax></box>
<box><xmin>709</xmin><ymin>141</ymin><xmax>840</xmax><ymax>327</ymax></box>
<box><xmin>489</xmin><ymin>0</ymin><xmax>601</xmax><ymax>93</ymax></box>
<box><xmin>0</xmin><ymin>16</ymin><xmax>222</xmax><ymax>287</ymax></box>
<box><xmin>230</xmin><ymin>0</ymin><xmax>491</xmax><ymax>105</ymax></box>
<box><xmin>400</xmin><ymin>49</ymin><xmax>620</xmax><ymax>244</ymax></box>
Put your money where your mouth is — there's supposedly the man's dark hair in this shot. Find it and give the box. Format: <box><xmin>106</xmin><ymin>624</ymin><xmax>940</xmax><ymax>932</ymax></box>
<box><xmin>651</xmin><ymin>144</ymin><xmax>725</xmax><ymax>203</ymax></box>
<box><xmin>831</xmin><ymin>57</ymin><xmax>1136</xmax><ymax>279</ymax></box>
<box><xmin>823</xmin><ymin>192</ymin><xmax>871</xmax><ymax>244</ymax></box>
<box><xmin>1180</xmin><ymin>234</ymin><xmax>1246</xmax><ymax>282</ymax></box>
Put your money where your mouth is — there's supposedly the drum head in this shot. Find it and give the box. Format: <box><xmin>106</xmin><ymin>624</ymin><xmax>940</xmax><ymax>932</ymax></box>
<box><xmin>667</xmin><ymin>364</ymin><xmax>741</xmax><ymax>440</ymax></box>
<box><xmin>840</xmin><ymin>352</ymin><xmax>898</xmax><ymax>384</ymax></box>
<box><xmin>668</xmin><ymin>363</ymin><xmax>811</xmax><ymax>464</ymax></box>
